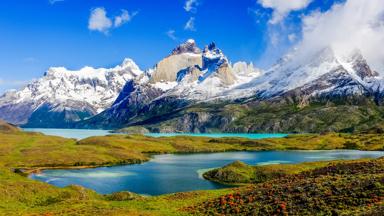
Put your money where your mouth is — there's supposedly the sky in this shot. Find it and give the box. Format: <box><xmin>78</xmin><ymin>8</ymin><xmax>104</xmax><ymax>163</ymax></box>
<box><xmin>1</xmin><ymin>0</ymin><xmax>383</xmax><ymax>94</ymax></box>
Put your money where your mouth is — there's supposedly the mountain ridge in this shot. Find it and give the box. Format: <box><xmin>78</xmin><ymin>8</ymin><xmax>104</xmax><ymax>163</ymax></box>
<box><xmin>0</xmin><ymin>58</ymin><xmax>142</xmax><ymax>126</ymax></box>
<box><xmin>1</xmin><ymin>39</ymin><xmax>384</xmax><ymax>132</ymax></box>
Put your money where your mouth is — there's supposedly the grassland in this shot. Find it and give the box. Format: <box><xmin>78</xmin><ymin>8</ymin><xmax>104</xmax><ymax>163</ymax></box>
<box><xmin>1</xmin><ymin>130</ymin><xmax>382</xmax><ymax>172</ymax></box>
<box><xmin>0</xmin><ymin>121</ymin><xmax>383</xmax><ymax>215</ymax></box>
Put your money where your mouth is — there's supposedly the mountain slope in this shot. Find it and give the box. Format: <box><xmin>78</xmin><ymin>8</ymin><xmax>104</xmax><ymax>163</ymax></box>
<box><xmin>0</xmin><ymin>58</ymin><xmax>142</xmax><ymax>127</ymax></box>
<box><xmin>95</xmin><ymin>46</ymin><xmax>384</xmax><ymax>133</ymax></box>
<box><xmin>2</xmin><ymin>39</ymin><xmax>384</xmax><ymax>132</ymax></box>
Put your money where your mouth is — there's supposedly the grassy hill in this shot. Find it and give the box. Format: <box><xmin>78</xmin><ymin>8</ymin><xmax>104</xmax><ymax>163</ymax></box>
<box><xmin>0</xmin><ymin>120</ymin><xmax>20</xmax><ymax>133</ymax></box>
<box><xmin>194</xmin><ymin>158</ymin><xmax>384</xmax><ymax>215</ymax></box>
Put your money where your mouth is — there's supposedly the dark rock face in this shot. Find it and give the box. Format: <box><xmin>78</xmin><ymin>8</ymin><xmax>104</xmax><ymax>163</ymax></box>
<box><xmin>23</xmin><ymin>102</ymin><xmax>96</xmax><ymax>128</ymax></box>
<box><xmin>349</xmin><ymin>51</ymin><xmax>379</xmax><ymax>79</ymax></box>
<box><xmin>75</xmin><ymin>81</ymin><xmax>166</xmax><ymax>129</ymax></box>
<box><xmin>0</xmin><ymin>101</ymin><xmax>35</xmax><ymax>125</ymax></box>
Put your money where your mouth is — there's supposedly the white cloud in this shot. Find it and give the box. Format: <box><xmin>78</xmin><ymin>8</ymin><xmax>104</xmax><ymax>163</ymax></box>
<box><xmin>184</xmin><ymin>0</ymin><xmax>198</xmax><ymax>12</ymax></box>
<box><xmin>88</xmin><ymin>8</ymin><xmax>137</xmax><ymax>34</ymax></box>
<box><xmin>166</xmin><ymin>30</ymin><xmax>177</xmax><ymax>40</ymax></box>
<box><xmin>258</xmin><ymin>0</ymin><xmax>312</xmax><ymax>24</ymax></box>
<box><xmin>184</xmin><ymin>17</ymin><xmax>196</xmax><ymax>31</ymax></box>
<box><xmin>88</xmin><ymin>8</ymin><xmax>112</xmax><ymax>34</ymax></box>
<box><xmin>114</xmin><ymin>10</ymin><xmax>138</xmax><ymax>27</ymax></box>
<box><xmin>295</xmin><ymin>0</ymin><xmax>384</xmax><ymax>73</ymax></box>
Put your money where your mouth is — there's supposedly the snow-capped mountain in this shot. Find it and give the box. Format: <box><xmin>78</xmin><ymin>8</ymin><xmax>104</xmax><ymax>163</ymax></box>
<box><xmin>76</xmin><ymin>40</ymin><xmax>261</xmax><ymax>128</ymax></box>
<box><xmin>2</xmin><ymin>39</ymin><xmax>383</xmax><ymax>132</ymax></box>
<box><xmin>225</xmin><ymin>47</ymin><xmax>381</xmax><ymax>101</ymax></box>
<box><xmin>82</xmin><ymin>41</ymin><xmax>384</xmax><ymax>132</ymax></box>
<box><xmin>0</xmin><ymin>58</ymin><xmax>142</xmax><ymax>126</ymax></box>
<box><xmin>150</xmin><ymin>40</ymin><xmax>261</xmax><ymax>101</ymax></box>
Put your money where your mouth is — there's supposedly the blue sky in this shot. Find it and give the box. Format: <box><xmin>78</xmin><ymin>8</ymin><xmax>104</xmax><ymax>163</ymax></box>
<box><xmin>0</xmin><ymin>0</ymin><xmax>341</xmax><ymax>94</ymax></box>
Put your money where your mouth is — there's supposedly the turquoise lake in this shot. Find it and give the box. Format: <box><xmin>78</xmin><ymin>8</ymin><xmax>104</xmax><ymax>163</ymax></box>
<box><xmin>25</xmin><ymin>129</ymin><xmax>384</xmax><ymax>195</ymax></box>
<box><xmin>22</xmin><ymin>128</ymin><xmax>288</xmax><ymax>140</ymax></box>
<box><xmin>30</xmin><ymin>150</ymin><xmax>384</xmax><ymax>195</ymax></box>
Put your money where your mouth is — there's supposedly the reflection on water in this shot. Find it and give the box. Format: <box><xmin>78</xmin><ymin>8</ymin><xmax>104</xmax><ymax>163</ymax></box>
<box><xmin>31</xmin><ymin>150</ymin><xmax>384</xmax><ymax>195</ymax></box>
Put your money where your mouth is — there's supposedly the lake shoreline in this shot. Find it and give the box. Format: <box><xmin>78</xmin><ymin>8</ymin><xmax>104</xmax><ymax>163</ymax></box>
<box><xmin>23</xmin><ymin>148</ymin><xmax>383</xmax><ymax>176</ymax></box>
<box><xmin>12</xmin><ymin>131</ymin><xmax>382</xmax><ymax>176</ymax></box>
<box><xmin>29</xmin><ymin>150</ymin><xmax>384</xmax><ymax>195</ymax></box>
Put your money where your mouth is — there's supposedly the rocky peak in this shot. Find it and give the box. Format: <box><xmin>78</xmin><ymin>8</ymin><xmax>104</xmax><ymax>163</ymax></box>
<box><xmin>150</xmin><ymin>40</ymin><xmax>203</xmax><ymax>83</ymax></box>
<box><xmin>203</xmin><ymin>42</ymin><xmax>224</xmax><ymax>60</ymax></box>
<box><xmin>345</xmin><ymin>50</ymin><xmax>379</xmax><ymax>79</ymax></box>
<box><xmin>171</xmin><ymin>39</ymin><xmax>201</xmax><ymax>55</ymax></box>
<box><xmin>202</xmin><ymin>42</ymin><xmax>227</xmax><ymax>69</ymax></box>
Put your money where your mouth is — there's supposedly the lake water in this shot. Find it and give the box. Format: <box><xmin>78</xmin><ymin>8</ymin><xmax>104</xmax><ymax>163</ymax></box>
<box><xmin>22</xmin><ymin>128</ymin><xmax>288</xmax><ymax>140</ymax></box>
<box><xmin>30</xmin><ymin>150</ymin><xmax>384</xmax><ymax>195</ymax></box>
<box><xmin>23</xmin><ymin>128</ymin><xmax>114</xmax><ymax>140</ymax></box>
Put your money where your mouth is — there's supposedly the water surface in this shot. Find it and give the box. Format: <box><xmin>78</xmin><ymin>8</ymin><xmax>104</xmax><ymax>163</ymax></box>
<box><xmin>146</xmin><ymin>133</ymin><xmax>288</xmax><ymax>139</ymax></box>
<box><xmin>23</xmin><ymin>128</ymin><xmax>113</xmax><ymax>140</ymax></box>
<box><xmin>30</xmin><ymin>150</ymin><xmax>384</xmax><ymax>195</ymax></box>
<box><xmin>22</xmin><ymin>128</ymin><xmax>288</xmax><ymax>140</ymax></box>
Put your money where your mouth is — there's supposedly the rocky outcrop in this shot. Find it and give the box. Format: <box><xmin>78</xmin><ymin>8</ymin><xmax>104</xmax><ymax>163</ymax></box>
<box><xmin>150</xmin><ymin>40</ymin><xmax>203</xmax><ymax>83</ymax></box>
<box><xmin>171</xmin><ymin>39</ymin><xmax>201</xmax><ymax>55</ymax></box>
<box><xmin>216</xmin><ymin>62</ymin><xmax>236</xmax><ymax>86</ymax></box>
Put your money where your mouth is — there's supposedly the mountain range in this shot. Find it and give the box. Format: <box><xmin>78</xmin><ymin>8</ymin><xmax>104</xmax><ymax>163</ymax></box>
<box><xmin>1</xmin><ymin>39</ymin><xmax>384</xmax><ymax>133</ymax></box>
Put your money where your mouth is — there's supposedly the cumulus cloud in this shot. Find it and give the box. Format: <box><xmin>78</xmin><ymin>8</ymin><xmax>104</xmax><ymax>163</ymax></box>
<box><xmin>258</xmin><ymin>0</ymin><xmax>312</xmax><ymax>24</ymax></box>
<box><xmin>184</xmin><ymin>17</ymin><xmax>196</xmax><ymax>31</ymax></box>
<box><xmin>88</xmin><ymin>7</ymin><xmax>137</xmax><ymax>34</ymax></box>
<box><xmin>295</xmin><ymin>0</ymin><xmax>384</xmax><ymax>73</ymax></box>
<box><xmin>166</xmin><ymin>29</ymin><xmax>177</xmax><ymax>40</ymax></box>
<box><xmin>184</xmin><ymin>0</ymin><xmax>198</xmax><ymax>12</ymax></box>
<box><xmin>88</xmin><ymin>8</ymin><xmax>112</xmax><ymax>33</ymax></box>
<box><xmin>114</xmin><ymin>10</ymin><xmax>138</xmax><ymax>27</ymax></box>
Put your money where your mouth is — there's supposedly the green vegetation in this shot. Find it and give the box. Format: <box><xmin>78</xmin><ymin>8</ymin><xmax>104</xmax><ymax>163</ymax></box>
<box><xmin>203</xmin><ymin>160</ymin><xmax>335</xmax><ymax>184</ymax></box>
<box><xmin>149</xmin><ymin>98</ymin><xmax>384</xmax><ymax>134</ymax></box>
<box><xmin>114</xmin><ymin>126</ymin><xmax>150</xmax><ymax>134</ymax></box>
<box><xmin>193</xmin><ymin>157</ymin><xmax>384</xmax><ymax>215</ymax></box>
<box><xmin>0</xmin><ymin>121</ymin><xmax>383</xmax><ymax>215</ymax></box>
<box><xmin>0</xmin><ymin>125</ymin><xmax>383</xmax><ymax>171</ymax></box>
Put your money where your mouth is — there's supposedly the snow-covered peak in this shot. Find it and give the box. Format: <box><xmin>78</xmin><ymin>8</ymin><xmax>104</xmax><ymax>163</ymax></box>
<box><xmin>222</xmin><ymin>46</ymin><xmax>384</xmax><ymax>100</ymax></box>
<box><xmin>171</xmin><ymin>39</ymin><xmax>201</xmax><ymax>55</ymax></box>
<box><xmin>0</xmin><ymin>58</ymin><xmax>143</xmax><ymax>124</ymax></box>
<box><xmin>117</xmin><ymin>58</ymin><xmax>143</xmax><ymax>75</ymax></box>
<box><xmin>186</xmin><ymin>39</ymin><xmax>195</xmax><ymax>44</ymax></box>
<box><xmin>336</xmin><ymin>49</ymin><xmax>379</xmax><ymax>80</ymax></box>
<box><xmin>45</xmin><ymin>58</ymin><xmax>143</xmax><ymax>80</ymax></box>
